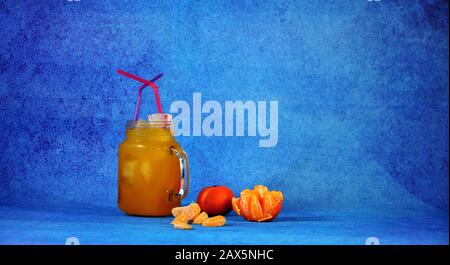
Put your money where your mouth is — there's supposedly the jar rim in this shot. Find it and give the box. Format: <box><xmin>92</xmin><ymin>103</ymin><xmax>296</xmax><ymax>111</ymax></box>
<box><xmin>126</xmin><ymin>120</ymin><xmax>172</xmax><ymax>129</ymax></box>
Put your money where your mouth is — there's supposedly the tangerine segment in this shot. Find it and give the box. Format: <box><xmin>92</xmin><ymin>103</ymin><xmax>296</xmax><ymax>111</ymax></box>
<box><xmin>262</xmin><ymin>191</ymin><xmax>274</xmax><ymax>218</ymax></box>
<box><xmin>171</xmin><ymin>203</ymin><xmax>201</xmax><ymax>220</ymax></box>
<box><xmin>271</xmin><ymin>191</ymin><xmax>283</xmax><ymax>202</ymax></box>
<box><xmin>187</xmin><ymin>202</ymin><xmax>201</xmax><ymax>219</ymax></box>
<box><xmin>270</xmin><ymin>192</ymin><xmax>283</xmax><ymax>219</ymax></box>
<box><xmin>202</xmin><ymin>215</ymin><xmax>226</xmax><ymax>227</ymax></box>
<box><xmin>238</xmin><ymin>191</ymin><xmax>254</xmax><ymax>221</ymax></box>
<box><xmin>232</xmin><ymin>197</ymin><xmax>241</xmax><ymax>216</ymax></box>
<box><xmin>249</xmin><ymin>192</ymin><xmax>264</xmax><ymax>221</ymax></box>
<box><xmin>193</xmin><ymin>212</ymin><xmax>208</xmax><ymax>224</ymax></box>
<box><xmin>240</xmin><ymin>189</ymin><xmax>252</xmax><ymax>198</ymax></box>
<box><xmin>172</xmin><ymin>219</ymin><xmax>193</xmax><ymax>230</ymax></box>
<box><xmin>171</xmin><ymin>206</ymin><xmax>184</xmax><ymax>217</ymax></box>
<box><xmin>254</xmin><ymin>185</ymin><xmax>268</xmax><ymax>204</ymax></box>
<box><xmin>171</xmin><ymin>213</ymin><xmax>190</xmax><ymax>224</ymax></box>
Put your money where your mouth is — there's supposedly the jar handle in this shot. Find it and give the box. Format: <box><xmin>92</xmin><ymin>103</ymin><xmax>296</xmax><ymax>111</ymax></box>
<box><xmin>170</xmin><ymin>146</ymin><xmax>190</xmax><ymax>201</ymax></box>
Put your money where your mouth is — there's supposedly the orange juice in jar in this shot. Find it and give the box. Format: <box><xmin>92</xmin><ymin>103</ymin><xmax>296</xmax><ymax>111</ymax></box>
<box><xmin>118</xmin><ymin>114</ymin><xmax>189</xmax><ymax>216</ymax></box>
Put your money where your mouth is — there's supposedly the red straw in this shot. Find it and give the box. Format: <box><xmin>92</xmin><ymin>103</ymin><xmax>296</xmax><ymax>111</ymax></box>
<box><xmin>117</xmin><ymin>69</ymin><xmax>158</xmax><ymax>87</ymax></box>
<box><xmin>117</xmin><ymin>70</ymin><xmax>164</xmax><ymax>118</ymax></box>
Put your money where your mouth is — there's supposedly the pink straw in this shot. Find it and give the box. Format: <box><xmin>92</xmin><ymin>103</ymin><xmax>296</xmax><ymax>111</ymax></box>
<box><xmin>149</xmin><ymin>83</ymin><xmax>163</xmax><ymax>114</ymax></box>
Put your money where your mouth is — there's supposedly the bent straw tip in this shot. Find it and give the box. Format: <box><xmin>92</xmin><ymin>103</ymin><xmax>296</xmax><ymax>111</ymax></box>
<box><xmin>152</xmin><ymin>73</ymin><xmax>164</xmax><ymax>81</ymax></box>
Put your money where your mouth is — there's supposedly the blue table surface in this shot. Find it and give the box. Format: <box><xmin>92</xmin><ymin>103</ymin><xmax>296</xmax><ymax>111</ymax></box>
<box><xmin>0</xmin><ymin>205</ymin><xmax>448</xmax><ymax>245</ymax></box>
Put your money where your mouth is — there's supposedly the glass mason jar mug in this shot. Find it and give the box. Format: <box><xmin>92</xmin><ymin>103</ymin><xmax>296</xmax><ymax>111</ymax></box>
<box><xmin>118</xmin><ymin>116</ymin><xmax>189</xmax><ymax>216</ymax></box>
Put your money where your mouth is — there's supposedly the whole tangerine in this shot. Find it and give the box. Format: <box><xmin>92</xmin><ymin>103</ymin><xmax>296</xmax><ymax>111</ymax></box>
<box><xmin>197</xmin><ymin>185</ymin><xmax>234</xmax><ymax>216</ymax></box>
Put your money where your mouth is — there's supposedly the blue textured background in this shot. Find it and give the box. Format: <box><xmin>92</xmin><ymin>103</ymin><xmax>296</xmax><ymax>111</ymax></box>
<box><xmin>0</xmin><ymin>0</ymin><xmax>448</xmax><ymax>244</ymax></box>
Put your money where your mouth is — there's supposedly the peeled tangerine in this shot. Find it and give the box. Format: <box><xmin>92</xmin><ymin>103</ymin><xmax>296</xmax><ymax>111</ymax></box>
<box><xmin>232</xmin><ymin>185</ymin><xmax>283</xmax><ymax>222</ymax></box>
